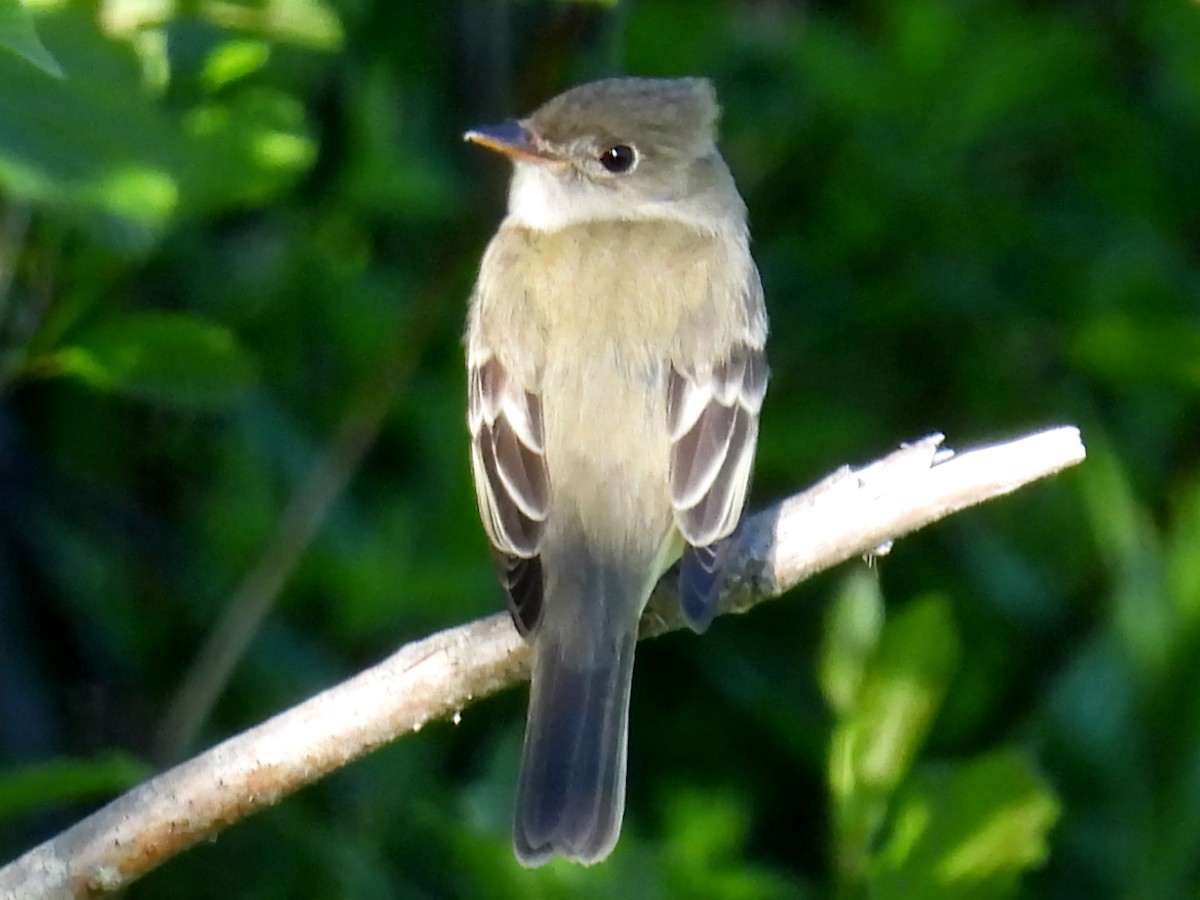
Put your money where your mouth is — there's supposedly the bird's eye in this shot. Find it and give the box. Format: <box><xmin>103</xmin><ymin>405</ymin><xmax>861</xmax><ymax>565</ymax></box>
<box><xmin>598</xmin><ymin>145</ymin><xmax>636</xmax><ymax>173</ymax></box>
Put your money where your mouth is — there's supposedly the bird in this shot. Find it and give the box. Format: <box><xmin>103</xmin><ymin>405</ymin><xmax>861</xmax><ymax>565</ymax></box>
<box><xmin>463</xmin><ymin>76</ymin><xmax>768</xmax><ymax>866</ymax></box>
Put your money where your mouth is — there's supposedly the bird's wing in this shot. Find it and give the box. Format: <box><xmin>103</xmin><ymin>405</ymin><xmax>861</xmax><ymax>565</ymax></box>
<box><xmin>667</xmin><ymin>342</ymin><xmax>768</xmax><ymax>547</ymax></box>
<box><xmin>468</xmin><ymin>350</ymin><xmax>550</xmax><ymax>634</ymax></box>
<box><xmin>667</xmin><ymin>337</ymin><xmax>768</xmax><ymax>631</ymax></box>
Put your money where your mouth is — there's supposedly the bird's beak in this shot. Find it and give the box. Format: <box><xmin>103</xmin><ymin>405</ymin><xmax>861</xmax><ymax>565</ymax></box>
<box><xmin>464</xmin><ymin>121</ymin><xmax>558</xmax><ymax>164</ymax></box>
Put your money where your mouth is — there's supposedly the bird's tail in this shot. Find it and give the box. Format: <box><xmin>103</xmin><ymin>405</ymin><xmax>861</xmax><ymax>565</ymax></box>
<box><xmin>513</xmin><ymin>621</ymin><xmax>637</xmax><ymax>867</ymax></box>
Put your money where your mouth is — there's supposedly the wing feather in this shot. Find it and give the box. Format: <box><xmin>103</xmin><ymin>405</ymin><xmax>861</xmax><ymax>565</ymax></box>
<box><xmin>668</xmin><ymin>343</ymin><xmax>767</xmax><ymax>549</ymax></box>
<box><xmin>669</xmin><ymin>340</ymin><xmax>767</xmax><ymax>633</ymax></box>
<box><xmin>669</xmin><ymin>401</ymin><xmax>735</xmax><ymax>510</ymax></box>
<box><xmin>469</xmin><ymin>351</ymin><xmax>550</xmax><ymax>633</ymax></box>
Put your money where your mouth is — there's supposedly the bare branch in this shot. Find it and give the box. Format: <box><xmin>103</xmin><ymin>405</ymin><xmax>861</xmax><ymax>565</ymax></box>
<box><xmin>0</xmin><ymin>426</ymin><xmax>1086</xmax><ymax>900</ymax></box>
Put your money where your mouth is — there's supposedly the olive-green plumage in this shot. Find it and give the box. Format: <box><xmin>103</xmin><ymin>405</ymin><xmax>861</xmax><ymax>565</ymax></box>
<box><xmin>465</xmin><ymin>77</ymin><xmax>767</xmax><ymax>866</ymax></box>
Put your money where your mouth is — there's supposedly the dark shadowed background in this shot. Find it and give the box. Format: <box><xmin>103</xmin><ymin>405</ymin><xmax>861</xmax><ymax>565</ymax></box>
<box><xmin>1</xmin><ymin>0</ymin><xmax>1198</xmax><ymax>897</ymax></box>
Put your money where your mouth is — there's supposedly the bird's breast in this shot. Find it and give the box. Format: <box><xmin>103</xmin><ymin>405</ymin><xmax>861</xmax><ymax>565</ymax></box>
<box><xmin>470</xmin><ymin>218</ymin><xmax>752</xmax><ymax>556</ymax></box>
<box><xmin>475</xmin><ymin>219</ymin><xmax>748</xmax><ymax>362</ymax></box>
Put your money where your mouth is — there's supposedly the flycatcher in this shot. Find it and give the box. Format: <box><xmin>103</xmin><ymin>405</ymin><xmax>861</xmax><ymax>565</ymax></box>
<box><xmin>464</xmin><ymin>77</ymin><xmax>768</xmax><ymax>866</ymax></box>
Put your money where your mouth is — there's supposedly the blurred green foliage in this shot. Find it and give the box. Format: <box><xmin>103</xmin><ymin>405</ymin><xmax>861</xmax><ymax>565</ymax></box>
<box><xmin>0</xmin><ymin>0</ymin><xmax>1197</xmax><ymax>897</ymax></box>
<box><xmin>0</xmin><ymin>0</ymin><xmax>62</xmax><ymax>77</ymax></box>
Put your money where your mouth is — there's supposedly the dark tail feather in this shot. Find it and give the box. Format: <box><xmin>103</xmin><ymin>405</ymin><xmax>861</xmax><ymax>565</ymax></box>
<box><xmin>513</xmin><ymin>628</ymin><xmax>637</xmax><ymax>866</ymax></box>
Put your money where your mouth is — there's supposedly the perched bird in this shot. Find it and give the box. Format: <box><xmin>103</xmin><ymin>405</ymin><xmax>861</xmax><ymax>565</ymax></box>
<box><xmin>464</xmin><ymin>77</ymin><xmax>768</xmax><ymax>866</ymax></box>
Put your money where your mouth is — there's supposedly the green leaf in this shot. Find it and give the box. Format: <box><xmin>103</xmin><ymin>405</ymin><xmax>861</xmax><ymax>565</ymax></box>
<box><xmin>660</xmin><ymin>787</ymin><xmax>805</xmax><ymax>899</ymax></box>
<box><xmin>869</xmin><ymin>750</ymin><xmax>1061</xmax><ymax>899</ymax></box>
<box><xmin>41</xmin><ymin>312</ymin><xmax>256</xmax><ymax>409</ymax></box>
<box><xmin>836</xmin><ymin>594</ymin><xmax>961</xmax><ymax>795</ymax></box>
<box><xmin>0</xmin><ymin>6</ymin><xmax>182</xmax><ymax>244</ymax></box>
<box><xmin>663</xmin><ymin>787</ymin><xmax>751</xmax><ymax>863</ymax></box>
<box><xmin>0</xmin><ymin>8</ymin><xmax>316</xmax><ymax>244</ymax></box>
<box><xmin>201</xmin><ymin>0</ymin><xmax>343</xmax><ymax>51</ymax></box>
<box><xmin>182</xmin><ymin>87</ymin><xmax>316</xmax><ymax>212</ymax></box>
<box><xmin>829</xmin><ymin>595</ymin><xmax>961</xmax><ymax>885</ymax></box>
<box><xmin>0</xmin><ymin>753</ymin><xmax>150</xmax><ymax>822</ymax></box>
<box><xmin>0</xmin><ymin>0</ymin><xmax>63</xmax><ymax>78</ymax></box>
<box><xmin>819</xmin><ymin>566</ymin><xmax>885</xmax><ymax>716</ymax></box>
<box><xmin>1078</xmin><ymin>440</ymin><xmax>1174</xmax><ymax>678</ymax></box>
<box><xmin>200</xmin><ymin>39</ymin><xmax>271</xmax><ymax>92</ymax></box>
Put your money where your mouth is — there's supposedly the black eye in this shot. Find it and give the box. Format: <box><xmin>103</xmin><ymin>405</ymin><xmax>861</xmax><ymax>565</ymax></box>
<box><xmin>599</xmin><ymin>144</ymin><xmax>636</xmax><ymax>173</ymax></box>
